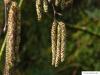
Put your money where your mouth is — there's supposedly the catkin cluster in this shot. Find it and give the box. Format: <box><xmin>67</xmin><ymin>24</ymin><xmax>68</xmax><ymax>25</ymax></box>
<box><xmin>36</xmin><ymin>0</ymin><xmax>48</xmax><ymax>21</ymax></box>
<box><xmin>4</xmin><ymin>1</ymin><xmax>20</xmax><ymax>75</ymax></box>
<box><xmin>51</xmin><ymin>20</ymin><xmax>66</xmax><ymax>67</ymax></box>
<box><xmin>35</xmin><ymin>0</ymin><xmax>73</xmax><ymax>21</ymax></box>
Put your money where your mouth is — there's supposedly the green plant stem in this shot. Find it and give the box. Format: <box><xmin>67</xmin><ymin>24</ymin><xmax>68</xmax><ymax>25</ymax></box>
<box><xmin>18</xmin><ymin>0</ymin><xmax>24</xmax><ymax>8</ymax></box>
<box><xmin>0</xmin><ymin>35</ymin><xmax>6</xmax><ymax>61</ymax></box>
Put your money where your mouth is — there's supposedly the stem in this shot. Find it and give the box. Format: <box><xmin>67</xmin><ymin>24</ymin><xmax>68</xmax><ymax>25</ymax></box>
<box><xmin>18</xmin><ymin>0</ymin><xmax>24</xmax><ymax>8</ymax></box>
<box><xmin>0</xmin><ymin>35</ymin><xmax>6</xmax><ymax>61</ymax></box>
<box><xmin>67</xmin><ymin>24</ymin><xmax>100</xmax><ymax>38</ymax></box>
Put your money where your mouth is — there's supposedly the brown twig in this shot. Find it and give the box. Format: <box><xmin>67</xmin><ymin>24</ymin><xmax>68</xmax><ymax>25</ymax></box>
<box><xmin>66</xmin><ymin>24</ymin><xmax>100</xmax><ymax>38</ymax></box>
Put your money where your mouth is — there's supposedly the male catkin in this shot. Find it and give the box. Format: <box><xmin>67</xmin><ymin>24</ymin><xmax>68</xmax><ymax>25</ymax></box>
<box><xmin>43</xmin><ymin>0</ymin><xmax>48</xmax><ymax>12</ymax></box>
<box><xmin>55</xmin><ymin>23</ymin><xmax>61</xmax><ymax>67</ymax></box>
<box><xmin>51</xmin><ymin>20</ymin><xmax>57</xmax><ymax>66</ymax></box>
<box><xmin>4</xmin><ymin>1</ymin><xmax>18</xmax><ymax>75</ymax></box>
<box><xmin>59</xmin><ymin>21</ymin><xmax>66</xmax><ymax>62</ymax></box>
<box><xmin>36</xmin><ymin>0</ymin><xmax>42</xmax><ymax>21</ymax></box>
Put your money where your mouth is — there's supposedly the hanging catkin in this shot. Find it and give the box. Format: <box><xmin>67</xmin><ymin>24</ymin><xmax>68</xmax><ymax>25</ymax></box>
<box><xmin>59</xmin><ymin>21</ymin><xmax>66</xmax><ymax>62</ymax></box>
<box><xmin>4</xmin><ymin>1</ymin><xmax>18</xmax><ymax>75</ymax></box>
<box><xmin>36</xmin><ymin>0</ymin><xmax>42</xmax><ymax>21</ymax></box>
<box><xmin>43</xmin><ymin>0</ymin><xmax>48</xmax><ymax>13</ymax></box>
<box><xmin>51</xmin><ymin>20</ymin><xmax>57</xmax><ymax>66</ymax></box>
<box><xmin>55</xmin><ymin>23</ymin><xmax>61</xmax><ymax>67</ymax></box>
<box><xmin>51</xmin><ymin>20</ymin><xmax>66</xmax><ymax>67</ymax></box>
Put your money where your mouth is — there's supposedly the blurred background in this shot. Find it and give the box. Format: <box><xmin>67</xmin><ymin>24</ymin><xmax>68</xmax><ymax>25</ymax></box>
<box><xmin>0</xmin><ymin>0</ymin><xmax>100</xmax><ymax>75</ymax></box>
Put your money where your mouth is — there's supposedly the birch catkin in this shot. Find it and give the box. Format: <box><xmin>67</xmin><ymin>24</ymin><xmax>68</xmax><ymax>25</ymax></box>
<box><xmin>59</xmin><ymin>21</ymin><xmax>66</xmax><ymax>62</ymax></box>
<box><xmin>51</xmin><ymin>20</ymin><xmax>66</xmax><ymax>67</ymax></box>
<box><xmin>43</xmin><ymin>0</ymin><xmax>48</xmax><ymax>13</ymax></box>
<box><xmin>4</xmin><ymin>1</ymin><xmax>18</xmax><ymax>75</ymax></box>
<box><xmin>51</xmin><ymin>20</ymin><xmax>57</xmax><ymax>66</ymax></box>
<box><xmin>55</xmin><ymin>23</ymin><xmax>61</xmax><ymax>67</ymax></box>
<box><xmin>36</xmin><ymin>0</ymin><xmax>42</xmax><ymax>21</ymax></box>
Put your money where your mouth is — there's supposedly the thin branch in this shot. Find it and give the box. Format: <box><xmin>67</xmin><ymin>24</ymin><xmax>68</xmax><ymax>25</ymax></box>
<box><xmin>0</xmin><ymin>34</ymin><xmax>6</xmax><ymax>61</ymax></box>
<box><xmin>18</xmin><ymin>0</ymin><xmax>24</xmax><ymax>8</ymax></box>
<box><xmin>66</xmin><ymin>24</ymin><xmax>100</xmax><ymax>38</ymax></box>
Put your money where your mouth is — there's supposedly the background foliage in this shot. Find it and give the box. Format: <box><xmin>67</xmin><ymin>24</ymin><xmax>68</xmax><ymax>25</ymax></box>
<box><xmin>0</xmin><ymin>0</ymin><xmax>100</xmax><ymax>75</ymax></box>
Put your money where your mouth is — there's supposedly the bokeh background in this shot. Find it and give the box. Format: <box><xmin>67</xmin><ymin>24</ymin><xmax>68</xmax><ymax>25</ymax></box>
<box><xmin>0</xmin><ymin>0</ymin><xmax>100</xmax><ymax>75</ymax></box>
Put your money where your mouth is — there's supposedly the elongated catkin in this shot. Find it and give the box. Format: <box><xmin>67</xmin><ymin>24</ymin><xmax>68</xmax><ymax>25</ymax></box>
<box><xmin>43</xmin><ymin>0</ymin><xmax>48</xmax><ymax>12</ymax></box>
<box><xmin>36</xmin><ymin>0</ymin><xmax>42</xmax><ymax>21</ymax></box>
<box><xmin>51</xmin><ymin>20</ymin><xmax>57</xmax><ymax>65</ymax></box>
<box><xmin>4</xmin><ymin>1</ymin><xmax>18</xmax><ymax>75</ymax></box>
<box><xmin>55</xmin><ymin>23</ymin><xmax>61</xmax><ymax>67</ymax></box>
<box><xmin>59</xmin><ymin>21</ymin><xmax>66</xmax><ymax>62</ymax></box>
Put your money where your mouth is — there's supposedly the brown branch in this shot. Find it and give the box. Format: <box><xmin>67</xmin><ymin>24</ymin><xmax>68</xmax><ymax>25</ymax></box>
<box><xmin>66</xmin><ymin>24</ymin><xmax>100</xmax><ymax>38</ymax></box>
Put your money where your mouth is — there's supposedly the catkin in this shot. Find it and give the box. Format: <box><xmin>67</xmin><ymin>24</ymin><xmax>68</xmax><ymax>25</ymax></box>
<box><xmin>36</xmin><ymin>0</ymin><xmax>42</xmax><ymax>21</ymax></box>
<box><xmin>4</xmin><ymin>1</ymin><xmax>18</xmax><ymax>75</ymax></box>
<box><xmin>51</xmin><ymin>20</ymin><xmax>57</xmax><ymax>66</ymax></box>
<box><xmin>43</xmin><ymin>0</ymin><xmax>48</xmax><ymax>12</ymax></box>
<box><xmin>59</xmin><ymin>21</ymin><xmax>66</xmax><ymax>62</ymax></box>
<box><xmin>51</xmin><ymin>20</ymin><xmax>66</xmax><ymax>67</ymax></box>
<box><xmin>55</xmin><ymin>23</ymin><xmax>61</xmax><ymax>67</ymax></box>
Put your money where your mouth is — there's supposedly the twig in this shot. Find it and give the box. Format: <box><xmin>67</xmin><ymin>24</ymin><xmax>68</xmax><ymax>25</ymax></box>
<box><xmin>0</xmin><ymin>35</ymin><xmax>6</xmax><ymax>61</ymax></box>
<box><xmin>66</xmin><ymin>24</ymin><xmax>100</xmax><ymax>38</ymax></box>
<box><xmin>18</xmin><ymin>0</ymin><xmax>23</xmax><ymax>8</ymax></box>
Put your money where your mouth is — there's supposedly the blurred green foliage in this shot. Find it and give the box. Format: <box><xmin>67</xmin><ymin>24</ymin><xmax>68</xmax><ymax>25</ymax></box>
<box><xmin>0</xmin><ymin>0</ymin><xmax>100</xmax><ymax>75</ymax></box>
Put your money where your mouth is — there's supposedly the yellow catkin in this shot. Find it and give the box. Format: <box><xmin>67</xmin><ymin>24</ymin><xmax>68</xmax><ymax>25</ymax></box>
<box><xmin>55</xmin><ymin>23</ymin><xmax>61</xmax><ymax>67</ymax></box>
<box><xmin>59</xmin><ymin>21</ymin><xmax>66</xmax><ymax>62</ymax></box>
<box><xmin>4</xmin><ymin>1</ymin><xmax>18</xmax><ymax>75</ymax></box>
<box><xmin>43</xmin><ymin>0</ymin><xmax>48</xmax><ymax>13</ymax></box>
<box><xmin>51</xmin><ymin>20</ymin><xmax>57</xmax><ymax>66</ymax></box>
<box><xmin>36</xmin><ymin>0</ymin><xmax>42</xmax><ymax>21</ymax></box>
